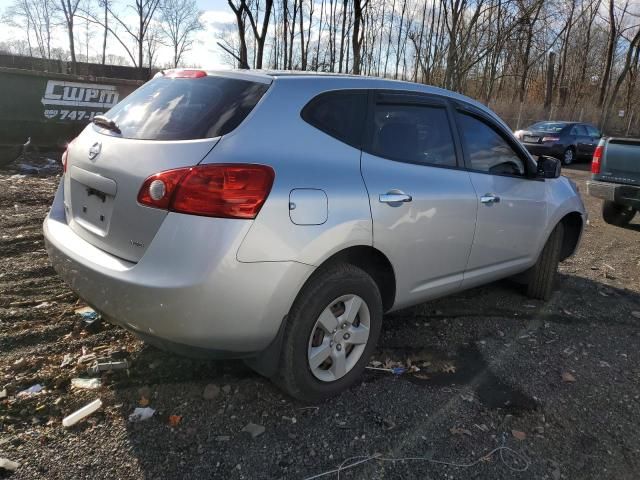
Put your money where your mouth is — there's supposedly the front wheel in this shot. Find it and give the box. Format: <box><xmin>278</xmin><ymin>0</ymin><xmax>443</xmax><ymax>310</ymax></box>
<box><xmin>526</xmin><ymin>223</ymin><xmax>564</xmax><ymax>300</ymax></box>
<box><xmin>602</xmin><ymin>201</ymin><xmax>636</xmax><ymax>227</ymax></box>
<box><xmin>273</xmin><ymin>263</ymin><xmax>383</xmax><ymax>402</ymax></box>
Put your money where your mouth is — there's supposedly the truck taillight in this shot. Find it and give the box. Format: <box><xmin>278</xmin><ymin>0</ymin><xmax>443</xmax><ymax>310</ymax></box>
<box><xmin>591</xmin><ymin>145</ymin><xmax>603</xmax><ymax>174</ymax></box>
<box><xmin>138</xmin><ymin>164</ymin><xmax>275</xmax><ymax>219</ymax></box>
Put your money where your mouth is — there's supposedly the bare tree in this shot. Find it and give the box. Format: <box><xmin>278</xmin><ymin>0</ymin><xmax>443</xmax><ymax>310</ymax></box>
<box><xmin>59</xmin><ymin>0</ymin><xmax>81</xmax><ymax>72</ymax></box>
<box><xmin>78</xmin><ymin>0</ymin><xmax>161</xmax><ymax>78</ymax></box>
<box><xmin>243</xmin><ymin>0</ymin><xmax>274</xmax><ymax>69</ymax></box>
<box><xmin>98</xmin><ymin>0</ymin><xmax>110</xmax><ymax>64</ymax></box>
<box><xmin>6</xmin><ymin>0</ymin><xmax>57</xmax><ymax>59</ymax></box>
<box><xmin>158</xmin><ymin>0</ymin><xmax>202</xmax><ymax>68</ymax></box>
<box><xmin>227</xmin><ymin>0</ymin><xmax>249</xmax><ymax>68</ymax></box>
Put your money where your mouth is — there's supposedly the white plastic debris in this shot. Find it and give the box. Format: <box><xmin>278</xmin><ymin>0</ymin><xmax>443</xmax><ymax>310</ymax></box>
<box><xmin>129</xmin><ymin>407</ymin><xmax>155</xmax><ymax>422</ymax></box>
<box><xmin>17</xmin><ymin>384</ymin><xmax>44</xmax><ymax>396</ymax></box>
<box><xmin>87</xmin><ymin>359</ymin><xmax>129</xmax><ymax>375</ymax></box>
<box><xmin>60</xmin><ymin>353</ymin><xmax>74</xmax><ymax>367</ymax></box>
<box><xmin>71</xmin><ymin>378</ymin><xmax>102</xmax><ymax>389</ymax></box>
<box><xmin>0</xmin><ymin>457</ymin><xmax>21</xmax><ymax>471</ymax></box>
<box><xmin>62</xmin><ymin>399</ymin><xmax>102</xmax><ymax>427</ymax></box>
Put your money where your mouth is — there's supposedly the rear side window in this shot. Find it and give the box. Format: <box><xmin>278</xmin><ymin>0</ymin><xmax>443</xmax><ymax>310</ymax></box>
<box><xmin>457</xmin><ymin>113</ymin><xmax>525</xmax><ymax>176</ymax></box>
<box><xmin>301</xmin><ymin>91</ymin><xmax>367</xmax><ymax>148</ymax></box>
<box><xmin>370</xmin><ymin>103</ymin><xmax>457</xmax><ymax>167</ymax></box>
<box><xmin>100</xmin><ymin>76</ymin><xmax>269</xmax><ymax>140</ymax></box>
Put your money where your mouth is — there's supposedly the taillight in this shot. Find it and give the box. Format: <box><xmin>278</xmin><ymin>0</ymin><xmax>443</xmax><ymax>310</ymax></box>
<box><xmin>137</xmin><ymin>164</ymin><xmax>275</xmax><ymax>219</ymax></box>
<box><xmin>61</xmin><ymin>138</ymin><xmax>76</xmax><ymax>174</ymax></box>
<box><xmin>542</xmin><ymin>136</ymin><xmax>560</xmax><ymax>143</ymax></box>
<box><xmin>61</xmin><ymin>149</ymin><xmax>68</xmax><ymax>174</ymax></box>
<box><xmin>137</xmin><ymin>168</ymin><xmax>189</xmax><ymax>209</ymax></box>
<box><xmin>591</xmin><ymin>145</ymin><xmax>603</xmax><ymax>174</ymax></box>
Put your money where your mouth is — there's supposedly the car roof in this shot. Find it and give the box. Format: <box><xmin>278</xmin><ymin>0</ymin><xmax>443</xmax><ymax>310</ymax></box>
<box><xmin>205</xmin><ymin>69</ymin><xmax>508</xmax><ymax>128</ymax></box>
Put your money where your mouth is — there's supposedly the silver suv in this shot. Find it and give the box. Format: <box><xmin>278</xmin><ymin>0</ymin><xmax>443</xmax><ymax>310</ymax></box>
<box><xmin>44</xmin><ymin>70</ymin><xmax>586</xmax><ymax>401</ymax></box>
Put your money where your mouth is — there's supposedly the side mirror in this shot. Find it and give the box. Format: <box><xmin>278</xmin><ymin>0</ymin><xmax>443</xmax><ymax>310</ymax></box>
<box><xmin>536</xmin><ymin>155</ymin><xmax>561</xmax><ymax>179</ymax></box>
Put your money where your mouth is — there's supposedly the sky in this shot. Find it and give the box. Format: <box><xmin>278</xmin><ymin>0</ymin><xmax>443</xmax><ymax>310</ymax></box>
<box><xmin>0</xmin><ymin>0</ymin><xmax>235</xmax><ymax>69</ymax></box>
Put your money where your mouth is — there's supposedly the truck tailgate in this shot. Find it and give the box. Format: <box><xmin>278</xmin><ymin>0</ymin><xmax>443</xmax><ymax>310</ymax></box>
<box><xmin>601</xmin><ymin>138</ymin><xmax>640</xmax><ymax>185</ymax></box>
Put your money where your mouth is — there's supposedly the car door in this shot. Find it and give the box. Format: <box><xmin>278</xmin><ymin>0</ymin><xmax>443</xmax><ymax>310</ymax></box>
<box><xmin>584</xmin><ymin>125</ymin><xmax>601</xmax><ymax>158</ymax></box>
<box><xmin>360</xmin><ymin>92</ymin><xmax>477</xmax><ymax>309</ymax></box>
<box><xmin>454</xmin><ymin>108</ymin><xmax>548</xmax><ymax>289</ymax></box>
<box><xmin>570</xmin><ymin>124</ymin><xmax>590</xmax><ymax>158</ymax></box>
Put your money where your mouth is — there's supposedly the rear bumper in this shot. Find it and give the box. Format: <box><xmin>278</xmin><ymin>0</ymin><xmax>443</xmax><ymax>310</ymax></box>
<box><xmin>522</xmin><ymin>143</ymin><xmax>563</xmax><ymax>159</ymax></box>
<box><xmin>43</xmin><ymin>182</ymin><xmax>313</xmax><ymax>355</ymax></box>
<box><xmin>586</xmin><ymin>180</ymin><xmax>640</xmax><ymax>209</ymax></box>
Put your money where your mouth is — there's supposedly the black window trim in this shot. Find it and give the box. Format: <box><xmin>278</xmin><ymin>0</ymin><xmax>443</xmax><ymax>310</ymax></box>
<box><xmin>300</xmin><ymin>88</ymin><xmax>369</xmax><ymax>149</ymax></box>
<box><xmin>362</xmin><ymin>89</ymin><xmax>465</xmax><ymax>171</ymax></box>
<box><xmin>453</xmin><ymin>102</ymin><xmax>541</xmax><ymax>181</ymax></box>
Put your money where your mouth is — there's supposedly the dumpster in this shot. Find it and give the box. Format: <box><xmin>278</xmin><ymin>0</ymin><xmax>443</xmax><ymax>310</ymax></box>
<box><xmin>0</xmin><ymin>67</ymin><xmax>142</xmax><ymax>164</ymax></box>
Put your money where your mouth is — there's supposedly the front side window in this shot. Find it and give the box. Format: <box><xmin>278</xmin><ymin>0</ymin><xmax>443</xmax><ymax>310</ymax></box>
<box><xmin>585</xmin><ymin>125</ymin><xmax>600</xmax><ymax>137</ymax></box>
<box><xmin>369</xmin><ymin>103</ymin><xmax>457</xmax><ymax>167</ymax></box>
<box><xmin>457</xmin><ymin>113</ymin><xmax>526</xmax><ymax>176</ymax></box>
<box><xmin>301</xmin><ymin>90</ymin><xmax>367</xmax><ymax>148</ymax></box>
<box><xmin>570</xmin><ymin>125</ymin><xmax>588</xmax><ymax>136</ymax></box>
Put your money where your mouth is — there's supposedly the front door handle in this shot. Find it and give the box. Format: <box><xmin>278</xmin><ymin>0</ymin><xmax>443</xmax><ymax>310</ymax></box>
<box><xmin>480</xmin><ymin>194</ymin><xmax>500</xmax><ymax>205</ymax></box>
<box><xmin>379</xmin><ymin>192</ymin><xmax>412</xmax><ymax>204</ymax></box>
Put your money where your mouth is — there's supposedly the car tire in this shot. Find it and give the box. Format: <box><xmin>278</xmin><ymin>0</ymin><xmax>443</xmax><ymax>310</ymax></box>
<box><xmin>562</xmin><ymin>147</ymin><xmax>575</xmax><ymax>166</ymax></box>
<box><xmin>273</xmin><ymin>263</ymin><xmax>383</xmax><ymax>402</ymax></box>
<box><xmin>526</xmin><ymin>223</ymin><xmax>564</xmax><ymax>301</ymax></box>
<box><xmin>602</xmin><ymin>201</ymin><xmax>636</xmax><ymax>227</ymax></box>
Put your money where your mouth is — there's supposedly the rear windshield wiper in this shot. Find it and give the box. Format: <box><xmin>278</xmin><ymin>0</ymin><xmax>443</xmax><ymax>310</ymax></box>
<box><xmin>92</xmin><ymin>115</ymin><xmax>121</xmax><ymax>134</ymax></box>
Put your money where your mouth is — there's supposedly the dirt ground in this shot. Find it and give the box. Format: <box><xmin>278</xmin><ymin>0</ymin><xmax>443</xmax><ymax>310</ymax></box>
<box><xmin>1</xmin><ymin>158</ymin><xmax>639</xmax><ymax>480</ymax></box>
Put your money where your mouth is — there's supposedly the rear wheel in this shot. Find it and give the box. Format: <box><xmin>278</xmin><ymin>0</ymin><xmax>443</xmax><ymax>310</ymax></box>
<box><xmin>602</xmin><ymin>201</ymin><xmax>636</xmax><ymax>227</ymax></box>
<box><xmin>562</xmin><ymin>147</ymin><xmax>575</xmax><ymax>166</ymax></box>
<box><xmin>526</xmin><ymin>223</ymin><xmax>564</xmax><ymax>301</ymax></box>
<box><xmin>274</xmin><ymin>263</ymin><xmax>382</xmax><ymax>402</ymax></box>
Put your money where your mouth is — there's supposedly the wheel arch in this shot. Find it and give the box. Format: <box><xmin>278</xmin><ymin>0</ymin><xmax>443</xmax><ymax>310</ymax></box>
<box><xmin>558</xmin><ymin>211</ymin><xmax>583</xmax><ymax>261</ymax></box>
<box><xmin>315</xmin><ymin>245</ymin><xmax>397</xmax><ymax>312</ymax></box>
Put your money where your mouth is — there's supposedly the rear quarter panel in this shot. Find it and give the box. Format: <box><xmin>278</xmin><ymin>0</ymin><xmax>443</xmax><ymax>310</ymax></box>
<box><xmin>201</xmin><ymin>78</ymin><xmax>374</xmax><ymax>266</ymax></box>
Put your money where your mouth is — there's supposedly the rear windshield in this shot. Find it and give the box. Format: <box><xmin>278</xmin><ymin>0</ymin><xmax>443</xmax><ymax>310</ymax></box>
<box><xmin>528</xmin><ymin>122</ymin><xmax>567</xmax><ymax>133</ymax></box>
<box><xmin>97</xmin><ymin>75</ymin><xmax>269</xmax><ymax>140</ymax></box>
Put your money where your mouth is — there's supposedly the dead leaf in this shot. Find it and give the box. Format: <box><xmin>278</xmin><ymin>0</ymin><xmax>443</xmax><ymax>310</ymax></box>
<box><xmin>512</xmin><ymin>430</ymin><xmax>527</xmax><ymax>441</ymax></box>
<box><xmin>441</xmin><ymin>363</ymin><xmax>457</xmax><ymax>374</ymax></box>
<box><xmin>168</xmin><ymin>415</ymin><xmax>182</xmax><ymax>427</ymax></box>
<box><xmin>561</xmin><ymin>371</ymin><xmax>576</xmax><ymax>383</ymax></box>
<box><xmin>632</xmin><ymin>311</ymin><xmax>640</xmax><ymax>319</ymax></box>
<box><xmin>450</xmin><ymin>427</ymin><xmax>472</xmax><ymax>436</ymax></box>
<box><xmin>413</xmin><ymin>373</ymin><xmax>430</xmax><ymax>380</ymax></box>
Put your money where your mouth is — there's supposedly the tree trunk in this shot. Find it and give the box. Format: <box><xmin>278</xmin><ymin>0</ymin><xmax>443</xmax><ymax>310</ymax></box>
<box><xmin>352</xmin><ymin>0</ymin><xmax>364</xmax><ymax>74</ymax></box>
<box><xmin>598</xmin><ymin>0</ymin><xmax>616</xmax><ymax>108</ymax></box>
<box><xmin>102</xmin><ymin>1</ymin><xmax>108</xmax><ymax>65</ymax></box>
<box><xmin>338</xmin><ymin>0</ymin><xmax>347</xmax><ymax>72</ymax></box>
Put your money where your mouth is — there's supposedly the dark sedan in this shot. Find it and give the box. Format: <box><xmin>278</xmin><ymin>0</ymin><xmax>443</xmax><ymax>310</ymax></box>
<box><xmin>514</xmin><ymin>121</ymin><xmax>601</xmax><ymax>165</ymax></box>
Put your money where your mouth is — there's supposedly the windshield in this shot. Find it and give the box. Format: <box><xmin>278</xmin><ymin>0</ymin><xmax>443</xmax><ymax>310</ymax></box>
<box><xmin>527</xmin><ymin>122</ymin><xmax>567</xmax><ymax>132</ymax></box>
<box><xmin>97</xmin><ymin>75</ymin><xmax>269</xmax><ymax>140</ymax></box>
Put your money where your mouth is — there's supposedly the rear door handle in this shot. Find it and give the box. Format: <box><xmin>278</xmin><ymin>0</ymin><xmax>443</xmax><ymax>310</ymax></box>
<box><xmin>480</xmin><ymin>194</ymin><xmax>500</xmax><ymax>205</ymax></box>
<box><xmin>379</xmin><ymin>192</ymin><xmax>412</xmax><ymax>204</ymax></box>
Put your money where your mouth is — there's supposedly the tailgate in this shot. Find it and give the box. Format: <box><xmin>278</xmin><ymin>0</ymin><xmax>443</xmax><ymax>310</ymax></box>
<box><xmin>601</xmin><ymin>138</ymin><xmax>640</xmax><ymax>185</ymax></box>
<box><xmin>64</xmin><ymin>128</ymin><xmax>218</xmax><ymax>262</ymax></box>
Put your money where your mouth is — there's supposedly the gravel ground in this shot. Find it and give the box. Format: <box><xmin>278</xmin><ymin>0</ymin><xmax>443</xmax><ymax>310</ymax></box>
<box><xmin>1</xmin><ymin>159</ymin><xmax>640</xmax><ymax>480</ymax></box>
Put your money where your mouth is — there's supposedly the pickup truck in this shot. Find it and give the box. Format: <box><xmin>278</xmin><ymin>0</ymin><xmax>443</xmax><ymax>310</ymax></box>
<box><xmin>587</xmin><ymin>137</ymin><xmax>640</xmax><ymax>226</ymax></box>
